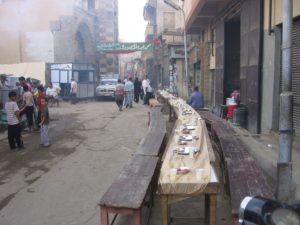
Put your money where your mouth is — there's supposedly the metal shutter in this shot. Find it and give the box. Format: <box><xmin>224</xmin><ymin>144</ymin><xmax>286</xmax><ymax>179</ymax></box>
<box><xmin>292</xmin><ymin>18</ymin><xmax>300</xmax><ymax>136</ymax></box>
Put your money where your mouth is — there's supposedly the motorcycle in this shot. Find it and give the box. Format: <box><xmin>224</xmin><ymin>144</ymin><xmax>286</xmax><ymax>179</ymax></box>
<box><xmin>239</xmin><ymin>196</ymin><xmax>300</xmax><ymax>225</ymax></box>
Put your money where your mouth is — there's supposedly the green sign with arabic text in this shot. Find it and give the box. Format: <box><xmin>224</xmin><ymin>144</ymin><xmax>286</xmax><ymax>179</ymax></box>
<box><xmin>96</xmin><ymin>42</ymin><xmax>154</xmax><ymax>52</ymax></box>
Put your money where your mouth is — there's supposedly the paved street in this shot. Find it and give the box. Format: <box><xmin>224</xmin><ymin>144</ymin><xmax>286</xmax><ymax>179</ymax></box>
<box><xmin>0</xmin><ymin>100</ymin><xmax>149</xmax><ymax>225</ymax></box>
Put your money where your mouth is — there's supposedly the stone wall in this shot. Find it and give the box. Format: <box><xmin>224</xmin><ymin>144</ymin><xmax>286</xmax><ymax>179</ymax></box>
<box><xmin>0</xmin><ymin>0</ymin><xmax>119</xmax><ymax>76</ymax></box>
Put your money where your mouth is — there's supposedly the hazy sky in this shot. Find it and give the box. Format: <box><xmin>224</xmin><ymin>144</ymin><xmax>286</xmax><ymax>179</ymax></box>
<box><xmin>118</xmin><ymin>0</ymin><xmax>148</xmax><ymax>42</ymax></box>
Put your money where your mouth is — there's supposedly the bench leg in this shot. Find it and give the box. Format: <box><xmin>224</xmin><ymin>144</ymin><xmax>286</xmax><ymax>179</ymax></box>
<box><xmin>205</xmin><ymin>194</ymin><xmax>217</xmax><ymax>225</ymax></box>
<box><xmin>133</xmin><ymin>210</ymin><xmax>142</xmax><ymax>225</ymax></box>
<box><xmin>160</xmin><ymin>195</ymin><xmax>169</xmax><ymax>225</ymax></box>
<box><xmin>169</xmin><ymin>105</ymin><xmax>172</xmax><ymax>122</ymax></box>
<box><xmin>100</xmin><ymin>206</ymin><xmax>109</xmax><ymax>225</ymax></box>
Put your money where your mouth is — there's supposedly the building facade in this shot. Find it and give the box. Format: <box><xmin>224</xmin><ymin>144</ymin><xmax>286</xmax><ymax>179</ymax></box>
<box><xmin>183</xmin><ymin>0</ymin><xmax>300</xmax><ymax>135</ymax></box>
<box><xmin>143</xmin><ymin>0</ymin><xmax>187</xmax><ymax>97</ymax></box>
<box><xmin>0</xmin><ymin>0</ymin><xmax>118</xmax><ymax>78</ymax></box>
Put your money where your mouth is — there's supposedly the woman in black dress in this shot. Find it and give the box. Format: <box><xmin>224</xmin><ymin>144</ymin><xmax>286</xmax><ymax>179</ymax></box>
<box><xmin>133</xmin><ymin>77</ymin><xmax>142</xmax><ymax>103</ymax></box>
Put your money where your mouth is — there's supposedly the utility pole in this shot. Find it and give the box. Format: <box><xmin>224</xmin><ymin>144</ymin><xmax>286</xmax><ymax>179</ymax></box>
<box><xmin>277</xmin><ymin>0</ymin><xmax>293</xmax><ymax>202</ymax></box>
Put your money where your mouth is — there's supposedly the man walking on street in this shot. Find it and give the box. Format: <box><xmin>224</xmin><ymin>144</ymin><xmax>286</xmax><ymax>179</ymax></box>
<box><xmin>124</xmin><ymin>77</ymin><xmax>134</xmax><ymax>108</ymax></box>
<box><xmin>142</xmin><ymin>75</ymin><xmax>150</xmax><ymax>105</ymax></box>
<box><xmin>70</xmin><ymin>78</ymin><xmax>78</xmax><ymax>104</ymax></box>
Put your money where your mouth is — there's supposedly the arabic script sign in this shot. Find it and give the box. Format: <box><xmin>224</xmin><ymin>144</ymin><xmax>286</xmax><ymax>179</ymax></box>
<box><xmin>96</xmin><ymin>42</ymin><xmax>154</xmax><ymax>52</ymax></box>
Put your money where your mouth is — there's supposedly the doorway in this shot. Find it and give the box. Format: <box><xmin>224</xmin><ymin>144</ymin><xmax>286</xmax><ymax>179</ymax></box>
<box><xmin>224</xmin><ymin>15</ymin><xmax>241</xmax><ymax>102</ymax></box>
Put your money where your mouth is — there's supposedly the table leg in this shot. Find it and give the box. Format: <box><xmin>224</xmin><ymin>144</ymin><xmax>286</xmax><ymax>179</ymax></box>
<box><xmin>205</xmin><ymin>194</ymin><xmax>217</xmax><ymax>225</ymax></box>
<box><xmin>133</xmin><ymin>210</ymin><xmax>142</xmax><ymax>225</ymax></box>
<box><xmin>160</xmin><ymin>195</ymin><xmax>169</xmax><ymax>225</ymax></box>
<box><xmin>169</xmin><ymin>105</ymin><xmax>172</xmax><ymax>122</ymax></box>
<box><xmin>100</xmin><ymin>206</ymin><xmax>109</xmax><ymax>225</ymax></box>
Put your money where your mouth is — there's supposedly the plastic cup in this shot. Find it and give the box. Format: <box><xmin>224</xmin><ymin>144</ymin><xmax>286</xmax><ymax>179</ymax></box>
<box><xmin>169</xmin><ymin>168</ymin><xmax>177</xmax><ymax>181</ymax></box>
<box><xmin>195</xmin><ymin>168</ymin><xmax>204</xmax><ymax>181</ymax></box>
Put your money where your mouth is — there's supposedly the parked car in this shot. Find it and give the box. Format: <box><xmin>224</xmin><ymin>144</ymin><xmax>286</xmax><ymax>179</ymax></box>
<box><xmin>95</xmin><ymin>78</ymin><xmax>118</xmax><ymax>100</ymax></box>
<box><xmin>6</xmin><ymin>75</ymin><xmax>41</xmax><ymax>91</ymax></box>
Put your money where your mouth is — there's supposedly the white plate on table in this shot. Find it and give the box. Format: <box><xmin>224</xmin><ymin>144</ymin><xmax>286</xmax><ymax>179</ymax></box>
<box><xmin>180</xmin><ymin>135</ymin><xmax>193</xmax><ymax>141</ymax></box>
<box><xmin>175</xmin><ymin>147</ymin><xmax>200</xmax><ymax>155</ymax></box>
<box><xmin>186</xmin><ymin>126</ymin><xmax>196</xmax><ymax>130</ymax></box>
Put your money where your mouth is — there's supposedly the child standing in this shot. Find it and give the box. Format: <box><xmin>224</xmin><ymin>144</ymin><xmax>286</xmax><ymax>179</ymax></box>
<box><xmin>5</xmin><ymin>91</ymin><xmax>26</xmax><ymax>150</ymax></box>
<box><xmin>40</xmin><ymin>97</ymin><xmax>50</xmax><ymax>147</ymax></box>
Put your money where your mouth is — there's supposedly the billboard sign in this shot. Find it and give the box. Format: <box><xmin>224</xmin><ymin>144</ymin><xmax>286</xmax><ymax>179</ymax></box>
<box><xmin>96</xmin><ymin>42</ymin><xmax>154</xmax><ymax>52</ymax></box>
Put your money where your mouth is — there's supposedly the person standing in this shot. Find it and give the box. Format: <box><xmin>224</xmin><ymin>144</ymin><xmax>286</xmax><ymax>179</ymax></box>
<box><xmin>40</xmin><ymin>97</ymin><xmax>50</xmax><ymax>147</ymax></box>
<box><xmin>22</xmin><ymin>85</ymin><xmax>34</xmax><ymax>131</ymax></box>
<box><xmin>133</xmin><ymin>77</ymin><xmax>142</xmax><ymax>103</ymax></box>
<box><xmin>142</xmin><ymin>75</ymin><xmax>150</xmax><ymax>105</ymax></box>
<box><xmin>5</xmin><ymin>91</ymin><xmax>26</xmax><ymax>150</ymax></box>
<box><xmin>124</xmin><ymin>77</ymin><xmax>134</xmax><ymax>108</ymax></box>
<box><xmin>36</xmin><ymin>85</ymin><xmax>45</xmax><ymax>128</ymax></box>
<box><xmin>115</xmin><ymin>79</ymin><xmax>125</xmax><ymax>111</ymax></box>
<box><xmin>0</xmin><ymin>74</ymin><xmax>9</xmax><ymax>89</ymax></box>
<box><xmin>144</xmin><ymin>83</ymin><xmax>154</xmax><ymax>105</ymax></box>
<box><xmin>18</xmin><ymin>76</ymin><xmax>32</xmax><ymax>92</ymax></box>
<box><xmin>46</xmin><ymin>82</ymin><xmax>61</xmax><ymax>107</ymax></box>
<box><xmin>188</xmin><ymin>86</ymin><xmax>204</xmax><ymax>109</ymax></box>
<box><xmin>70</xmin><ymin>78</ymin><xmax>78</xmax><ymax>104</ymax></box>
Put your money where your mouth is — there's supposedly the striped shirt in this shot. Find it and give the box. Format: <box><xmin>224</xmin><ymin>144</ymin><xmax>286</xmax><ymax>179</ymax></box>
<box><xmin>5</xmin><ymin>101</ymin><xmax>20</xmax><ymax>125</ymax></box>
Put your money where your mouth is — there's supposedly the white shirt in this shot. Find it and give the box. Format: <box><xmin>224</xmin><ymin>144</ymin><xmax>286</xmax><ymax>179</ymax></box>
<box><xmin>23</xmin><ymin>91</ymin><xmax>34</xmax><ymax>106</ymax></box>
<box><xmin>5</xmin><ymin>101</ymin><xmax>20</xmax><ymax>125</ymax></box>
<box><xmin>142</xmin><ymin>79</ymin><xmax>150</xmax><ymax>94</ymax></box>
<box><xmin>70</xmin><ymin>81</ymin><xmax>78</xmax><ymax>94</ymax></box>
<box><xmin>46</xmin><ymin>86</ymin><xmax>61</xmax><ymax>98</ymax></box>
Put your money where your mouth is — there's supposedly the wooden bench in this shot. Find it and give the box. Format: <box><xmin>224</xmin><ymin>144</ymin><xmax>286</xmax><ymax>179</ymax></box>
<box><xmin>198</xmin><ymin>111</ymin><xmax>274</xmax><ymax>223</ymax></box>
<box><xmin>135</xmin><ymin>130</ymin><xmax>166</xmax><ymax>158</ymax></box>
<box><xmin>99</xmin><ymin>107</ymin><xmax>168</xmax><ymax>225</ymax></box>
<box><xmin>144</xmin><ymin>107</ymin><xmax>167</xmax><ymax>157</ymax></box>
<box><xmin>147</xmin><ymin>107</ymin><xmax>166</xmax><ymax>132</ymax></box>
<box><xmin>99</xmin><ymin>155</ymin><xmax>158</xmax><ymax>225</ymax></box>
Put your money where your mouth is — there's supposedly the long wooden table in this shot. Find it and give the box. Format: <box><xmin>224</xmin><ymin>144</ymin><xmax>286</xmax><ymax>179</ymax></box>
<box><xmin>159</xmin><ymin>166</ymin><xmax>220</xmax><ymax>225</ymax></box>
<box><xmin>157</xmin><ymin>91</ymin><xmax>220</xmax><ymax>225</ymax></box>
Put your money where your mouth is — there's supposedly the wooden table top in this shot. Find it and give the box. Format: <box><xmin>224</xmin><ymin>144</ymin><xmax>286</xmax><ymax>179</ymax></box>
<box><xmin>157</xmin><ymin>92</ymin><xmax>218</xmax><ymax>195</ymax></box>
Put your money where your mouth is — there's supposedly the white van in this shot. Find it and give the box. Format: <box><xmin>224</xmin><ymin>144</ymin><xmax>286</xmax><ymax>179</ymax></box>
<box><xmin>95</xmin><ymin>78</ymin><xmax>118</xmax><ymax>99</ymax></box>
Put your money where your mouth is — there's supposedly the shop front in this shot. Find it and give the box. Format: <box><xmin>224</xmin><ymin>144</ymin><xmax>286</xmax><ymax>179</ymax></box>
<box><xmin>49</xmin><ymin>63</ymin><xmax>96</xmax><ymax>100</ymax></box>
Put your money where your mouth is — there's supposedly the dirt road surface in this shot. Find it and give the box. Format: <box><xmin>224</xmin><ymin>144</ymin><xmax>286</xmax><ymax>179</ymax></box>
<box><xmin>0</xmin><ymin>101</ymin><xmax>149</xmax><ymax>225</ymax></box>
<box><xmin>0</xmin><ymin>100</ymin><xmax>232</xmax><ymax>225</ymax></box>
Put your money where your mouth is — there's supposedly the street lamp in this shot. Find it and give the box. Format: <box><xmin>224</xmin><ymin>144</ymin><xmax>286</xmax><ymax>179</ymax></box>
<box><xmin>163</xmin><ymin>0</ymin><xmax>189</xmax><ymax>99</ymax></box>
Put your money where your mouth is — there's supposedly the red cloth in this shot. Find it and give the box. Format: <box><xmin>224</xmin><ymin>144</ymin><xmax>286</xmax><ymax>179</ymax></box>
<box><xmin>26</xmin><ymin>82</ymin><xmax>32</xmax><ymax>92</ymax></box>
<box><xmin>37</xmin><ymin>92</ymin><xmax>45</xmax><ymax>112</ymax></box>
<box><xmin>227</xmin><ymin>104</ymin><xmax>238</xmax><ymax>119</ymax></box>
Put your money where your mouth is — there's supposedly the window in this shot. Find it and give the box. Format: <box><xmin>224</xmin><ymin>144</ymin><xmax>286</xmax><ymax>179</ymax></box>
<box><xmin>88</xmin><ymin>0</ymin><xmax>95</xmax><ymax>10</ymax></box>
<box><xmin>163</xmin><ymin>12</ymin><xmax>175</xmax><ymax>31</ymax></box>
